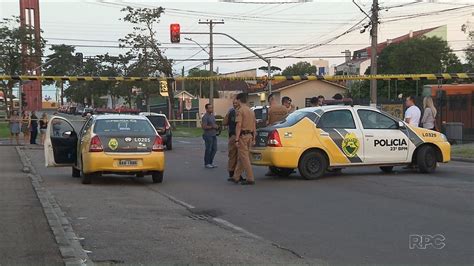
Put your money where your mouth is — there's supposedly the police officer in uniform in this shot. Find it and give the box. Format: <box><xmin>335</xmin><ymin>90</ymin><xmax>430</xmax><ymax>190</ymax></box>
<box><xmin>267</xmin><ymin>93</ymin><xmax>288</xmax><ymax>126</ymax></box>
<box><xmin>228</xmin><ymin>93</ymin><xmax>256</xmax><ymax>185</ymax></box>
<box><xmin>223</xmin><ymin>98</ymin><xmax>239</xmax><ymax>178</ymax></box>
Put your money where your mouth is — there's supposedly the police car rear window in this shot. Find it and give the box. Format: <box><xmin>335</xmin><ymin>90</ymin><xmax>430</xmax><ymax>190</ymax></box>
<box><xmin>146</xmin><ymin>116</ymin><xmax>166</xmax><ymax>128</ymax></box>
<box><xmin>94</xmin><ymin>119</ymin><xmax>155</xmax><ymax>134</ymax></box>
<box><xmin>274</xmin><ymin>111</ymin><xmax>318</xmax><ymax>128</ymax></box>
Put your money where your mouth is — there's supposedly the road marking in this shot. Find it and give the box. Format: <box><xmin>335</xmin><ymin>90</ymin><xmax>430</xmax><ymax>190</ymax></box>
<box><xmin>212</xmin><ymin>217</ymin><xmax>262</xmax><ymax>240</ymax></box>
<box><xmin>160</xmin><ymin>192</ymin><xmax>196</xmax><ymax>209</ymax></box>
<box><xmin>178</xmin><ymin>140</ymin><xmax>192</xmax><ymax>144</ymax></box>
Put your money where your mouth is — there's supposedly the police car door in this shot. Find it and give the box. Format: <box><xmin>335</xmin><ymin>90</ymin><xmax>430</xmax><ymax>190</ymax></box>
<box><xmin>357</xmin><ymin>109</ymin><xmax>410</xmax><ymax>163</ymax></box>
<box><xmin>317</xmin><ymin>109</ymin><xmax>364</xmax><ymax>165</ymax></box>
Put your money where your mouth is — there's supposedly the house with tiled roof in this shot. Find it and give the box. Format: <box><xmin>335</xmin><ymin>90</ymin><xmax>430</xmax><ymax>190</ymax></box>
<box><xmin>336</xmin><ymin>25</ymin><xmax>447</xmax><ymax>76</ymax></box>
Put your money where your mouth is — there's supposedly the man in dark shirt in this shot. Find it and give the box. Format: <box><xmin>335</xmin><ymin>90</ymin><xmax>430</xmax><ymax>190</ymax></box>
<box><xmin>202</xmin><ymin>103</ymin><xmax>218</xmax><ymax>168</ymax></box>
<box><xmin>223</xmin><ymin>98</ymin><xmax>239</xmax><ymax>178</ymax></box>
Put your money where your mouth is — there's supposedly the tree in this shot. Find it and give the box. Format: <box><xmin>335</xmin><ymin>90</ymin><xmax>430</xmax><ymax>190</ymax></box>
<box><xmin>119</xmin><ymin>6</ymin><xmax>174</xmax><ymax>115</ymax></box>
<box><xmin>258</xmin><ymin>65</ymin><xmax>281</xmax><ymax>75</ymax></box>
<box><xmin>465</xmin><ymin>31</ymin><xmax>474</xmax><ymax>72</ymax></box>
<box><xmin>185</xmin><ymin>68</ymin><xmax>214</xmax><ymax>98</ymax></box>
<box><xmin>281</xmin><ymin>61</ymin><xmax>316</xmax><ymax>76</ymax></box>
<box><xmin>43</xmin><ymin>44</ymin><xmax>78</xmax><ymax>105</ymax></box>
<box><xmin>355</xmin><ymin>36</ymin><xmax>463</xmax><ymax>100</ymax></box>
<box><xmin>0</xmin><ymin>16</ymin><xmax>45</xmax><ymax>112</ymax></box>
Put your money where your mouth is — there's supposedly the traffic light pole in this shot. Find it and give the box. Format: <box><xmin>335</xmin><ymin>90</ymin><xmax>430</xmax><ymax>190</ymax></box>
<box><xmin>181</xmin><ymin>31</ymin><xmax>273</xmax><ymax>97</ymax></box>
<box><xmin>369</xmin><ymin>0</ymin><xmax>379</xmax><ymax>106</ymax></box>
<box><xmin>198</xmin><ymin>20</ymin><xmax>224</xmax><ymax>106</ymax></box>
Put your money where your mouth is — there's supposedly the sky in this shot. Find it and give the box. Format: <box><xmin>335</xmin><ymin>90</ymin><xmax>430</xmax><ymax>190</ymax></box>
<box><xmin>1</xmin><ymin>0</ymin><xmax>473</xmax><ymax>99</ymax></box>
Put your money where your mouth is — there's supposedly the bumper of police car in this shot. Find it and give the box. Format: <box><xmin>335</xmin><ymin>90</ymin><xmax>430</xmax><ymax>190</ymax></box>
<box><xmin>250</xmin><ymin>147</ymin><xmax>300</xmax><ymax>169</ymax></box>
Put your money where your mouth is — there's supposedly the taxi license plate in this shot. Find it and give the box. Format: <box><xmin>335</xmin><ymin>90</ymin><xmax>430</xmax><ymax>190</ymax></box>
<box><xmin>252</xmin><ymin>154</ymin><xmax>262</xmax><ymax>161</ymax></box>
<box><xmin>118</xmin><ymin>160</ymin><xmax>138</xmax><ymax>166</ymax></box>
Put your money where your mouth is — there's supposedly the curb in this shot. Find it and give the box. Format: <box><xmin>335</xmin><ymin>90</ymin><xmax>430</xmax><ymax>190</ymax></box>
<box><xmin>452</xmin><ymin>157</ymin><xmax>474</xmax><ymax>163</ymax></box>
<box><xmin>16</xmin><ymin>147</ymin><xmax>93</xmax><ymax>266</ymax></box>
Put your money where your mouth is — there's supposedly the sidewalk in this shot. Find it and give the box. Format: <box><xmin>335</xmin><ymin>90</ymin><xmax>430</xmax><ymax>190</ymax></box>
<box><xmin>0</xmin><ymin>146</ymin><xmax>62</xmax><ymax>265</ymax></box>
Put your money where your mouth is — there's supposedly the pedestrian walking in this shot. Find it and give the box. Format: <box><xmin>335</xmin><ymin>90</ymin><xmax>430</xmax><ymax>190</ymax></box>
<box><xmin>202</xmin><ymin>103</ymin><xmax>218</xmax><ymax>169</ymax></box>
<box><xmin>223</xmin><ymin>98</ymin><xmax>239</xmax><ymax>178</ymax></box>
<box><xmin>404</xmin><ymin>96</ymin><xmax>421</xmax><ymax>127</ymax></box>
<box><xmin>30</xmin><ymin>111</ymin><xmax>38</xmax><ymax>144</ymax></box>
<box><xmin>21</xmin><ymin>110</ymin><xmax>30</xmax><ymax>144</ymax></box>
<box><xmin>267</xmin><ymin>93</ymin><xmax>288</xmax><ymax>125</ymax></box>
<box><xmin>8</xmin><ymin>110</ymin><xmax>21</xmax><ymax>145</ymax></box>
<box><xmin>421</xmin><ymin>96</ymin><xmax>437</xmax><ymax>131</ymax></box>
<box><xmin>39</xmin><ymin>112</ymin><xmax>48</xmax><ymax>145</ymax></box>
<box><xmin>228</xmin><ymin>93</ymin><xmax>256</xmax><ymax>185</ymax></box>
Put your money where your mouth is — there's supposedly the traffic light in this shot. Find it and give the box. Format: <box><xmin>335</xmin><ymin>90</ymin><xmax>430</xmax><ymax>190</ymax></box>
<box><xmin>170</xmin><ymin>24</ymin><xmax>180</xmax><ymax>43</ymax></box>
<box><xmin>21</xmin><ymin>92</ymin><xmax>27</xmax><ymax>107</ymax></box>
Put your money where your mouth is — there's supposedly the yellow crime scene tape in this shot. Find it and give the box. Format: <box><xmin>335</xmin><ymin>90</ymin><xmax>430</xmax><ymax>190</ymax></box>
<box><xmin>0</xmin><ymin>73</ymin><xmax>472</xmax><ymax>82</ymax></box>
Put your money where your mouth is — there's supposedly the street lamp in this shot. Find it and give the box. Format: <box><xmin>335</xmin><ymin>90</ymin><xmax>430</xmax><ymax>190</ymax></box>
<box><xmin>185</xmin><ymin>37</ymin><xmax>210</xmax><ymax>55</ymax></box>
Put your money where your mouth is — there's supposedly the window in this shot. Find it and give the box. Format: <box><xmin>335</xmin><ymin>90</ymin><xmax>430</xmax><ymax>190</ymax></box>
<box><xmin>317</xmin><ymin>110</ymin><xmax>356</xmax><ymax>129</ymax></box>
<box><xmin>358</xmin><ymin>110</ymin><xmax>398</xmax><ymax>129</ymax></box>
<box><xmin>94</xmin><ymin>119</ymin><xmax>155</xmax><ymax>134</ymax></box>
<box><xmin>274</xmin><ymin>111</ymin><xmax>318</xmax><ymax>128</ymax></box>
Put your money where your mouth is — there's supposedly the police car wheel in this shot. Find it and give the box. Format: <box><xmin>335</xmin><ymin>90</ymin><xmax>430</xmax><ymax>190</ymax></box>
<box><xmin>152</xmin><ymin>171</ymin><xmax>164</xmax><ymax>183</ymax></box>
<box><xmin>72</xmin><ymin>167</ymin><xmax>81</xmax><ymax>178</ymax></box>
<box><xmin>166</xmin><ymin>138</ymin><xmax>173</xmax><ymax>150</ymax></box>
<box><xmin>417</xmin><ymin>145</ymin><xmax>437</xmax><ymax>173</ymax></box>
<box><xmin>269</xmin><ymin>166</ymin><xmax>293</xmax><ymax>177</ymax></box>
<box><xmin>380</xmin><ymin>166</ymin><xmax>394</xmax><ymax>173</ymax></box>
<box><xmin>298</xmin><ymin>151</ymin><xmax>327</xmax><ymax>180</ymax></box>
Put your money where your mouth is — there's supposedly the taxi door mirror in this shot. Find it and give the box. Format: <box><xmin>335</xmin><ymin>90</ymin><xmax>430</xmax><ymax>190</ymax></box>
<box><xmin>398</xmin><ymin>121</ymin><xmax>406</xmax><ymax>129</ymax></box>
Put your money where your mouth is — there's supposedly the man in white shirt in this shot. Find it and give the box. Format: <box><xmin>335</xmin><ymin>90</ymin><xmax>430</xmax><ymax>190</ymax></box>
<box><xmin>404</xmin><ymin>96</ymin><xmax>421</xmax><ymax>127</ymax></box>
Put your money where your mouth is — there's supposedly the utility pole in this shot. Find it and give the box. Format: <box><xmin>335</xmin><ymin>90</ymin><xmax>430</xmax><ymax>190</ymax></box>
<box><xmin>198</xmin><ymin>19</ymin><xmax>224</xmax><ymax>106</ymax></box>
<box><xmin>370</xmin><ymin>0</ymin><xmax>379</xmax><ymax>106</ymax></box>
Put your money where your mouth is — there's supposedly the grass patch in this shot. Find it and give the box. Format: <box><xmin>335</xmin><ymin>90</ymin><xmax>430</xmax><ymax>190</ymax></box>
<box><xmin>0</xmin><ymin>122</ymin><xmax>10</xmax><ymax>138</ymax></box>
<box><xmin>172</xmin><ymin>126</ymin><xmax>228</xmax><ymax>138</ymax></box>
<box><xmin>451</xmin><ymin>143</ymin><xmax>474</xmax><ymax>159</ymax></box>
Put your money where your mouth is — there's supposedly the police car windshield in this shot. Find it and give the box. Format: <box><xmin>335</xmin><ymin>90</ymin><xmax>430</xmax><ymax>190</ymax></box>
<box><xmin>94</xmin><ymin>119</ymin><xmax>155</xmax><ymax>134</ymax></box>
<box><xmin>274</xmin><ymin>111</ymin><xmax>318</xmax><ymax>128</ymax></box>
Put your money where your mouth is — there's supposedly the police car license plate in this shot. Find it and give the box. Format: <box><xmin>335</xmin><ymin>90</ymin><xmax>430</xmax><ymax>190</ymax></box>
<box><xmin>252</xmin><ymin>153</ymin><xmax>262</xmax><ymax>161</ymax></box>
<box><xmin>118</xmin><ymin>160</ymin><xmax>138</xmax><ymax>166</ymax></box>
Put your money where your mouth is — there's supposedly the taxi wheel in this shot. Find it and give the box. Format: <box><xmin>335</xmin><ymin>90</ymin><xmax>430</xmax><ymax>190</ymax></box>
<box><xmin>380</xmin><ymin>166</ymin><xmax>394</xmax><ymax>173</ymax></box>
<box><xmin>152</xmin><ymin>171</ymin><xmax>164</xmax><ymax>183</ymax></box>
<box><xmin>298</xmin><ymin>151</ymin><xmax>328</xmax><ymax>180</ymax></box>
<box><xmin>417</xmin><ymin>145</ymin><xmax>437</xmax><ymax>173</ymax></box>
<box><xmin>72</xmin><ymin>167</ymin><xmax>81</xmax><ymax>178</ymax></box>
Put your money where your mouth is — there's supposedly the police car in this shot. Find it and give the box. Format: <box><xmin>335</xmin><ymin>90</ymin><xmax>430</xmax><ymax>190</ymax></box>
<box><xmin>44</xmin><ymin>114</ymin><xmax>165</xmax><ymax>184</ymax></box>
<box><xmin>250</xmin><ymin>105</ymin><xmax>450</xmax><ymax>179</ymax></box>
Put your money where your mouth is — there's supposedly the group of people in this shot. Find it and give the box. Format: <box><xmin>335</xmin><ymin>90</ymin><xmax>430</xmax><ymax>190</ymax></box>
<box><xmin>8</xmin><ymin>110</ymin><xmax>50</xmax><ymax>145</ymax></box>
<box><xmin>404</xmin><ymin>96</ymin><xmax>438</xmax><ymax>130</ymax></box>
<box><xmin>201</xmin><ymin>92</ymin><xmax>297</xmax><ymax>185</ymax></box>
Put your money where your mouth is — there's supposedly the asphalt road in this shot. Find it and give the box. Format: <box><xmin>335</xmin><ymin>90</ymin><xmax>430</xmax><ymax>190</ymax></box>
<box><xmin>31</xmin><ymin>112</ymin><xmax>473</xmax><ymax>264</ymax></box>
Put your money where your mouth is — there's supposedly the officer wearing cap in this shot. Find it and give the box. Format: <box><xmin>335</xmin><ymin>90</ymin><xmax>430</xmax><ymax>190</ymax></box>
<box><xmin>223</xmin><ymin>98</ymin><xmax>239</xmax><ymax>179</ymax></box>
<box><xmin>228</xmin><ymin>93</ymin><xmax>256</xmax><ymax>185</ymax></box>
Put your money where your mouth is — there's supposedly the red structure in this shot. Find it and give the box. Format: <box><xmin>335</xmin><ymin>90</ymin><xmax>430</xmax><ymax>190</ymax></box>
<box><xmin>20</xmin><ymin>0</ymin><xmax>42</xmax><ymax>111</ymax></box>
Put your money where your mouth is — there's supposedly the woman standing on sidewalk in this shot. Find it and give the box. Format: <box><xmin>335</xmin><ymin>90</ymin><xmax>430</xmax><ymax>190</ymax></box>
<box><xmin>8</xmin><ymin>110</ymin><xmax>21</xmax><ymax>145</ymax></box>
<box><xmin>421</xmin><ymin>96</ymin><xmax>437</xmax><ymax>131</ymax></box>
<box><xmin>21</xmin><ymin>110</ymin><xmax>30</xmax><ymax>144</ymax></box>
<box><xmin>30</xmin><ymin>111</ymin><xmax>38</xmax><ymax>145</ymax></box>
<box><xmin>39</xmin><ymin>112</ymin><xmax>48</xmax><ymax>145</ymax></box>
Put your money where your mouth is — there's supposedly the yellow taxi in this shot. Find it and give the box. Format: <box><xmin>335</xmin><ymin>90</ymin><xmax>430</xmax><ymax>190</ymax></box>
<box><xmin>44</xmin><ymin>114</ymin><xmax>165</xmax><ymax>184</ymax></box>
<box><xmin>250</xmin><ymin>106</ymin><xmax>450</xmax><ymax>179</ymax></box>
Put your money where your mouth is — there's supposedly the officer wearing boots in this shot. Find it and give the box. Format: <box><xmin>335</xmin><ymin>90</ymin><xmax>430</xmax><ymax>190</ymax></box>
<box><xmin>223</xmin><ymin>98</ymin><xmax>239</xmax><ymax>178</ymax></box>
<box><xmin>228</xmin><ymin>93</ymin><xmax>256</xmax><ymax>185</ymax></box>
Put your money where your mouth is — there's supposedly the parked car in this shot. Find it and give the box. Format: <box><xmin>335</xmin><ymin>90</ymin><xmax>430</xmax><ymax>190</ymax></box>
<box><xmin>139</xmin><ymin>112</ymin><xmax>172</xmax><ymax>150</ymax></box>
<box><xmin>251</xmin><ymin>105</ymin><xmax>451</xmax><ymax>179</ymax></box>
<box><xmin>82</xmin><ymin>107</ymin><xmax>94</xmax><ymax>117</ymax></box>
<box><xmin>44</xmin><ymin>114</ymin><xmax>165</xmax><ymax>184</ymax></box>
<box><xmin>251</xmin><ymin>106</ymin><xmax>269</xmax><ymax>128</ymax></box>
<box><xmin>76</xmin><ymin>107</ymin><xmax>85</xmax><ymax>116</ymax></box>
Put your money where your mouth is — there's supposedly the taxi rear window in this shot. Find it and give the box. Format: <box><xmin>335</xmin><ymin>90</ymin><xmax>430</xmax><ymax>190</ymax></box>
<box><xmin>94</xmin><ymin>119</ymin><xmax>155</xmax><ymax>134</ymax></box>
